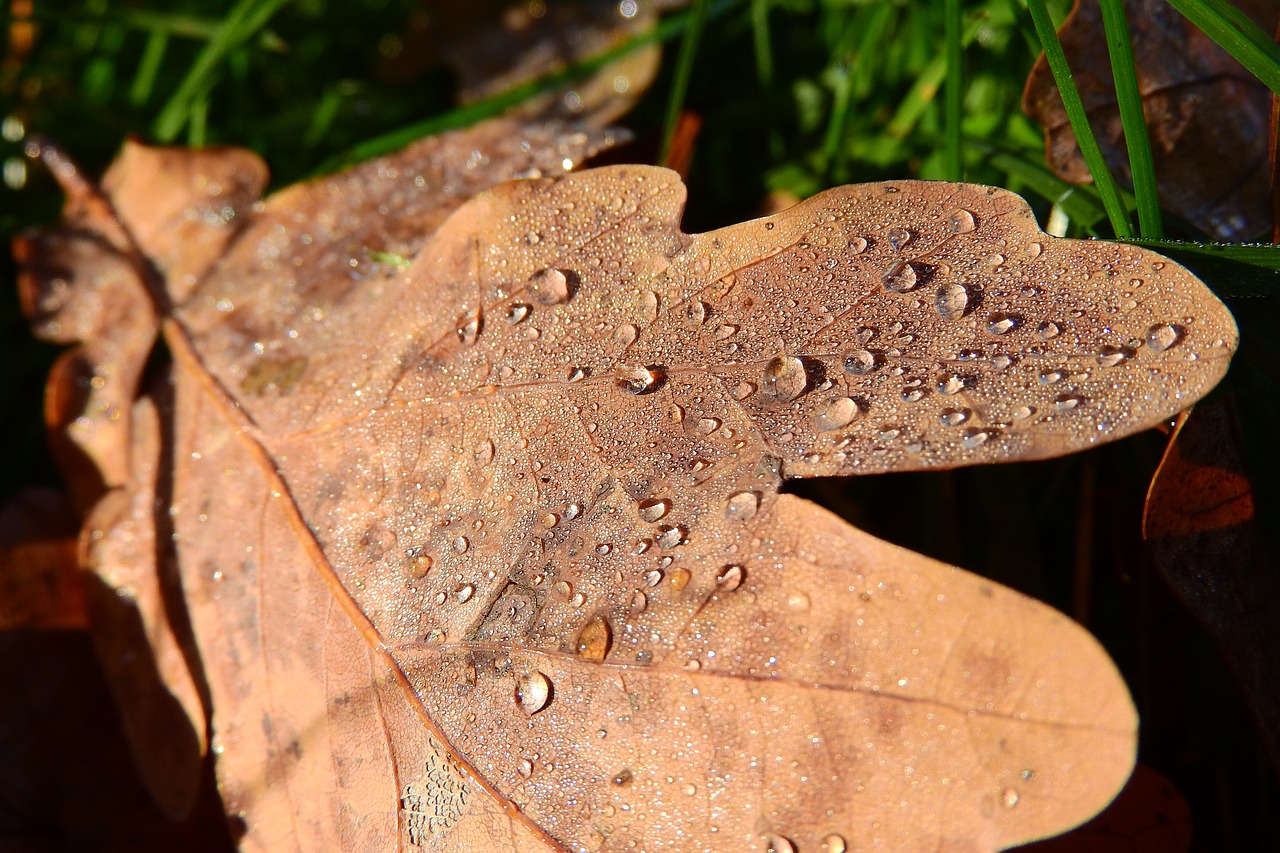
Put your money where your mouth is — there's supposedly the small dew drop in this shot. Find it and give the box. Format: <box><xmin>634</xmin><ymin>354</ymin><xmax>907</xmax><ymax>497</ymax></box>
<box><xmin>939</xmin><ymin>408</ymin><xmax>969</xmax><ymax>427</ymax></box>
<box><xmin>656</xmin><ymin>525</ymin><xmax>686</xmax><ymax>549</ymax></box>
<box><xmin>613</xmin><ymin>323</ymin><xmax>639</xmax><ymax>346</ymax></box>
<box><xmin>1035</xmin><ymin>320</ymin><xmax>1061</xmax><ymax>340</ymax></box>
<box><xmin>694</xmin><ymin>417</ymin><xmax>721</xmax><ymax>436</ymax></box>
<box><xmin>935</xmin><ymin>283</ymin><xmax>970</xmax><ymax>321</ymax></box>
<box><xmin>936</xmin><ymin>373</ymin><xmax>965</xmax><ymax>395</ymax></box>
<box><xmin>847</xmin><ymin>236</ymin><xmax>869</xmax><ymax>253</ymax></box>
<box><xmin>761</xmin><ymin>355</ymin><xmax>808</xmax><ymax>402</ymax></box>
<box><xmin>1096</xmin><ymin>345</ymin><xmax>1128</xmax><ymax>368</ymax></box>
<box><xmin>1038</xmin><ymin>368</ymin><xmax>1064</xmax><ymax>385</ymax></box>
<box><xmin>685</xmin><ymin>300</ymin><xmax>709</xmax><ymax>325</ymax></box>
<box><xmin>629</xmin><ymin>590</ymin><xmax>648</xmax><ymax>613</ymax></box>
<box><xmin>1145</xmin><ymin>322</ymin><xmax>1181</xmax><ymax>352</ymax></box>
<box><xmin>716</xmin><ymin>564</ymin><xmax>745</xmax><ymax>591</ymax></box>
<box><xmin>881</xmin><ymin>260</ymin><xmax>919</xmax><ymax>293</ymax></box>
<box><xmin>1002</xmin><ymin>787</ymin><xmax>1021</xmax><ymax>809</ymax></box>
<box><xmin>456</xmin><ymin>316</ymin><xmax>481</xmax><ymax>345</ymax></box>
<box><xmin>947</xmin><ymin>208</ymin><xmax>977</xmax><ymax>234</ymax></box>
<box><xmin>453</xmin><ymin>536</ymin><xmax>470</xmax><ymax>554</ymax></box>
<box><xmin>456</xmin><ymin>584</ymin><xmax>474</xmax><ymax>603</ymax></box>
<box><xmin>814</xmin><ymin>395</ymin><xmax>860</xmax><ymax>430</ymax></box>
<box><xmin>506</xmin><ymin>303</ymin><xmax>531</xmax><ymax>325</ymax></box>
<box><xmin>404</xmin><ymin>550</ymin><xmax>433</xmax><ymax>578</ymax></box>
<box><xmin>611</xmin><ymin>768</ymin><xmax>634</xmax><ymax>787</ymax></box>
<box><xmin>475</xmin><ymin>439</ymin><xmax>495</xmax><ymax>467</ymax></box>
<box><xmin>962</xmin><ymin>428</ymin><xmax>993</xmax><ymax>449</ymax></box>
<box><xmin>1054</xmin><ymin>394</ymin><xmax>1082</xmax><ymax>412</ymax></box>
<box><xmin>725</xmin><ymin>490</ymin><xmax>760</xmax><ymax>521</ymax></box>
<box><xmin>766</xmin><ymin>834</ymin><xmax>797</xmax><ymax>853</ymax></box>
<box><xmin>1011</xmin><ymin>405</ymin><xmax>1034</xmax><ymax>420</ymax></box>
<box><xmin>617</xmin><ymin>364</ymin><xmax>664</xmax><ymax>394</ymax></box>
<box><xmin>528</xmin><ymin>268</ymin><xmax>572</xmax><ymax>305</ymax></box>
<box><xmin>901</xmin><ymin>388</ymin><xmax>925</xmax><ymax>403</ymax></box>
<box><xmin>887</xmin><ymin>226</ymin><xmax>912</xmax><ymax>250</ymax></box>
<box><xmin>515</xmin><ymin>670</ymin><xmax>552</xmax><ymax>715</ymax></box>
<box><xmin>714</xmin><ymin>323</ymin><xmax>738</xmax><ymax>340</ymax></box>
<box><xmin>637</xmin><ymin>498</ymin><xmax>670</xmax><ymax>523</ymax></box>
<box><xmin>843</xmin><ymin>349</ymin><xmax>880</xmax><ymax>375</ymax></box>
<box><xmin>1026</xmin><ymin>242</ymin><xmax>1043</xmax><ymax>258</ymax></box>
<box><xmin>731</xmin><ymin>381</ymin><xmax>756</xmax><ymax>400</ymax></box>
<box><xmin>670</xmin><ymin>568</ymin><xmax>692</xmax><ymax>591</ymax></box>
<box><xmin>986</xmin><ymin>312</ymin><xmax>1017</xmax><ymax>335</ymax></box>
<box><xmin>820</xmin><ymin>834</ymin><xmax>848</xmax><ymax>853</ymax></box>
<box><xmin>517</xmin><ymin>759</ymin><xmax>533</xmax><ymax>778</ymax></box>
<box><xmin>575</xmin><ymin>614</ymin><xmax>613</xmax><ymax>662</ymax></box>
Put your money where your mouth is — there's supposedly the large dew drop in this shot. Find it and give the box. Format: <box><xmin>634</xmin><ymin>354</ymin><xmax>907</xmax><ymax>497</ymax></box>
<box><xmin>1146</xmin><ymin>322</ymin><xmax>1181</xmax><ymax>352</ymax></box>
<box><xmin>637</xmin><ymin>498</ymin><xmax>670</xmax><ymax>522</ymax></box>
<box><xmin>575</xmin><ymin>614</ymin><xmax>613</xmax><ymax>662</ymax></box>
<box><xmin>761</xmin><ymin>355</ymin><xmax>808</xmax><ymax>402</ymax></box>
<box><xmin>813</xmin><ymin>395</ymin><xmax>859</xmax><ymax>430</ymax></box>
<box><xmin>881</xmin><ymin>260</ymin><xmax>919</xmax><ymax>293</ymax></box>
<box><xmin>724</xmin><ymin>490</ymin><xmax>759</xmax><ymax>521</ymax></box>
<box><xmin>515</xmin><ymin>670</ymin><xmax>552</xmax><ymax>715</ymax></box>
<box><xmin>616</xmin><ymin>364</ymin><xmax>664</xmax><ymax>394</ymax></box>
<box><xmin>843</xmin><ymin>349</ymin><xmax>880</xmax><ymax>375</ymax></box>
<box><xmin>528</xmin><ymin>268</ymin><xmax>573</xmax><ymax>305</ymax></box>
<box><xmin>947</xmin><ymin>208</ymin><xmax>977</xmax><ymax>234</ymax></box>
<box><xmin>934</xmin><ymin>283</ymin><xmax>970</xmax><ymax>320</ymax></box>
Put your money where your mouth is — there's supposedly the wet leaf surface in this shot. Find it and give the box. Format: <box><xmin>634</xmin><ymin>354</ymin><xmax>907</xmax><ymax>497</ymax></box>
<box><xmin>1022</xmin><ymin>0</ymin><xmax>1276</xmax><ymax>240</ymax></box>
<box><xmin>14</xmin><ymin>120</ymin><xmax>1240</xmax><ymax>850</ymax></box>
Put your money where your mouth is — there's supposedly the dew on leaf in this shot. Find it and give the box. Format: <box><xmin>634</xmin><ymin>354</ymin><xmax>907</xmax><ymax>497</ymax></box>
<box><xmin>575</xmin><ymin>614</ymin><xmax>613</xmax><ymax>662</ymax></box>
<box><xmin>814</xmin><ymin>395</ymin><xmax>860</xmax><ymax>430</ymax></box>
<box><xmin>761</xmin><ymin>355</ymin><xmax>808</xmax><ymax>402</ymax></box>
<box><xmin>515</xmin><ymin>670</ymin><xmax>552</xmax><ymax>715</ymax></box>
<box><xmin>528</xmin><ymin>267</ymin><xmax>573</xmax><ymax>304</ymax></box>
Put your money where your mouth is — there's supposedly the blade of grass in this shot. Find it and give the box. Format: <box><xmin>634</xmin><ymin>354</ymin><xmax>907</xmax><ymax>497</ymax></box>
<box><xmin>318</xmin><ymin>0</ymin><xmax>741</xmax><ymax>175</ymax></box>
<box><xmin>1166</xmin><ymin>0</ymin><xmax>1280</xmax><ymax>96</ymax></box>
<box><xmin>129</xmin><ymin>30</ymin><xmax>168</xmax><ymax>107</ymax></box>
<box><xmin>659</xmin><ymin>0</ymin><xmax>714</xmax><ymax>167</ymax></box>
<box><xmin>1120</xmin><ymin>237</ymin><xmax>1280</xmax><ymax>297</ymax></box>
<box><xmin>152</xmin><ymin>0</ymin><xmax>290</xmax><ymax>143</ymax></box>
<box><xmin>1099</xmin><ymin>0</ymin><xmax>1161</xmax><ymax>237</ymax></box>
<box><xmin>1023</xmin><ymin>0</ymin><xmax>1132</xmax><ymax>237</ymax></box>
<box><xmin>943</xmin><ymin>0</ymin><xmax>963</xmax><ymax>181</ymax></box>
<box><xmin>751</xmin><ymin>0</ymin><xmax>783</xmax><ymax>159</ymax></box>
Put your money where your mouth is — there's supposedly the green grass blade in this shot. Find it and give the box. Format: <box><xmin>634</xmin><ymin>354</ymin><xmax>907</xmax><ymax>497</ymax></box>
<box><xmin>943</xmin><ymin>0</ymin><xmax>963</xmax><ymax>181</ymax></box>
<box><xmin>152</xmin><ymin>0</ymin><xmax>290</xmax><ymax>143</ymax></box>
<box><xmin>1099</xmin><ymin>0</ymin><xmax>1161</xmax><ymax>237</ymax></box>
<box><xmin>1023</xmin><ymin>0</ymin><xmax>1132</xmax><ymax>237</ymax></box>
<box><xmin>750</xmin><ymin>0</ymin><xmax>773</xmax><ymax>88</ymax></box>
<box><xmin>1121</xmin><ymin>238</ymin><xmax>1280</xmax><ymax>297</ymax></box>
<box><xmin>1166</xmin><ymin>0</ymin><xmax>1280</xmax><ymax>96</ymax></box>
<box><xmin>659</xmin><ymin>0</ymin><xmax>714</xmax><ymax>166</ymax></box>
<box><xmin>129</xmin><ymin>30</ymin><xmax>168</xmax><ymax>107</ymax></box>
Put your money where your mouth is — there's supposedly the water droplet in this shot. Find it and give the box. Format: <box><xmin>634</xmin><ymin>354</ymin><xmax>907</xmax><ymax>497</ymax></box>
<box><xmin>404</xmin><ymin>549</ymin><xmax>433</xmax><ymax>578</ymax></box>
<box><xmin>847</xmin><ymin>236</ymin><xmax>869</xmax><ymax>253</ymax></box>
<box><xmin>694</xmin><ymin>417</ymin><xmax>721</xmax><ymax>436</ymax></box>
<box><xmin>638</xmin><ymin>498</ymin><xmax>670</xmax><ymax>523</ymax></box>
<box><xmin>541</xmin><ymin>511</ymin><xmax>560</xmax><ymax>528</ymax></box>
<box><xmin>566</xmin><ymin>366</ymin><xmax>587</xmax><ymax>382</ymax></box>
<box><xmin>456</xmin><ymin>316</ymin><xmax>481</xmax><ymax>345</ymax></box>
<box><xmin>962</xmin><ymin>428</ymin><xmax>993</xmax><ymax>449</ymax></box>
<box><xmin>685</xmin><ymin>300</ymin><xmax>708</xmax><ymax>325</ymax></box>
<box><xmin>881</xmin><ymin>260</ymin><xmax>919</xmax><ymax>293</ymax></box>
<box><xmin>821</xmin><ymin>834</ymin><xmax>848</xmax><ymax>853</ymax></box>
<box><xmin>506</xmin><ymin>303</ymin><xmax>531</xmax><ymax>324</ymax></box>
<box><xmin>761</xmin><ymin>356</ymin><xmax>808</xmax><ymax>402</ymax></box>
<box><xmin>456</xmin><ymin>584</ymin><xmax>474</xmax><ymax>602</ymax></box>
<box><xmin>1054</xmin><ymin>394</ymin><xmax>1082</xmax><ymax>412</ymax></box>
<box><xmin>843</xmin><ymin>349</ymin><xmax>880</xmax><ymax>375</ymax></box>
<box><xmin>947</xmin><ymin>208</ymin><xmax>977</xmax><ymax>234</ymax></box>
<box><xmin>1145</xmin><ymin>322</ymin><xmax>1181</xmax><ymax>352</ymax></box>
<box><xmin>936</xmin><ymin>373</ymin><xmax>965</xmax><ymax>395</ymax></box>
<box><xmin>766</xmin><ymin>834</ymin><xmax>797</xmax><ymax>853</ymax></box>
<box><xmin>564</xmin><ymin>503</ymin><xmax>582</xmax><ymax>520</ymax></box>
<box><xmin>657</xmin><ymin>525</ymin><xmax>686</xmax><ymax>549</ymax></box>
<box><xmin>475</xmin><ymin>439</ymin><xmax>495</xmax><ymax>467</ymax></box>
<box><xmin>986</xmin><ymin>312</ymin><xmax>1017</xmax><ymax>335</ymax></box>
<box><xmin>717</xmin><ymin>564</ymin><xmax>745</xmax><ymax>590</ymax></box>
<box><xmin>529</xmin><ymin>268</ymin><xmax>572</xmax><ymax>305</ymax></box>
<box><xmin>575</xmin><ymin>614</ymin><xmax>613</xmax><ymax>662</ymax></box>
<box><xmin>887</xmin><ymin>226</ymin><xmax>912</xmax><ymax>250</ymax></box>
<box><xmin>613</xmin><ymin>323</ymin><xmax>639</xmax><ymax>346</ymax></box>
<box><xmin>515</xmin><ymin>670</ymin><xmax>552</xmax><ymax>715</ymax></box>
<box><xmin>1035</xmin><ymin>320</ymin><xmax>1060</xmax><ymax>340</ymax></box>
<box><xmin>629</xmin><ymin>590</ymin><xmax>647</xmax><ymax>613</ymax></box>
<box><xmin>570</xmin><ymin>592</ymin><xmax>585</xmax><ymax>608</ymax></box>
<box><xmin>644</xmin><ymin>569</ymin><xmax>663</xmax><ymax>587</ymax></box>
<box><xmin>714</xmin><ymin>323</ymin><xmax>738</xmax><ymax>340</ymax></box>
<box><xmin>1011</xmin><ymin>405</ymin><xmax>1034</xmax><ymax>420</ymax></box>
<box><xmin>940</xmin><ymin>408</ymin><xmax>969</xmax><ymax>426</ymax></box>
<box><xmin>517</xmin><ymin>759</ymin><xmax>533</xmax><ymax>778</ymax></box>
<box><xmin>617</xmin><ymin>364</ymin><xmax>664</xmax><ymax>394</ymax></box>
<box><xmin>554</xmin><ymin>580</ymin><xmax>573</xmax><ymax>598</ymax></box>
<box><xmin>453</xmin><ymin>536</ymin><xmax>470</xmax><ymax>554</ymax></box>
<box><xmin>432</xmin><ymin>591</ymin><xmax>446</xmax><ymax>606</ymax></box>
<box><xmin>611</xmin><ymin>768</ymin><xmax>634</xmax><ymax>786</ymax></box>
<box><xmin>814</xmin><ymin>395</ymin><xmax>859</xmax><ymax>430</ymax></box>
<box><xmin>991</xmin><ymin>354</ymin><xmax>1013</xmax><ymax>370</ymax></box>
<box><xmin>670</xmin><ymin>568</ymin><xmax>692</xmax><ymax>591</ymax></box>
<box><xmin>1002</xmin><ymin>787</ymin><xmax>1021</xmax><ymax>809</ymax></box>
<box><xmin>935</xmin><ymin>283</ymin><xmax>970</xmax><ymax>320</ymax></box>
<box><xmin>1026</xmin><ymin>241</ymin><xmax>1043</xmax><ymax>258</ymax></box>
<box><xmin>878</xmin><ymin>426</ymin><xmax>901</xmax><ymax>441</ymax></box>
<box><xmin>524</xmin><ymin>231</ymin><xmax>541</xmax><ymax>245</ymax></box>
<box><xmin>731</xmin><ymin>381</ymin><xmax>756</xmax><ymax>400</ymax></box>
<box><xmin>725</xmin><ymin>490</ymin><xmax>760</xmax><ymax>521</ymax></box>
<box><xmin>1038</xmin><ymin>368</ymin><xmax>1063</xmax><ymax>385</ymax></box>
<box><xmin>1096</xmin><ymin>345</ymin><xmax>1128</xmax><ymax>367</ymax></box>
<box><xmin>787</xmin><ymin>591</ymin><xmax>811</xmax><ymax>611</ymax></box>
<box><xmin>595</xmin><ymin>542</ymin><xmax>613</xmax><ymax>556</ymax></box>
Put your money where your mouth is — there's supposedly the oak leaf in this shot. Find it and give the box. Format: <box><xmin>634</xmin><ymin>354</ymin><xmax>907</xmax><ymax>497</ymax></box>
<box><xmin>17</xmin><ymin>119</ymin><xmax>1238</xmax><ymax>851</ymax></box>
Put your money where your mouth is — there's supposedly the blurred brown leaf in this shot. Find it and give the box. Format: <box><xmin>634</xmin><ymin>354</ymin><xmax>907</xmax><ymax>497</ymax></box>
<box><xmin>1144</xmin><ymin>399</ymin><xmax>1280</xmax><ymax>764</ymax></box>
<box><xmin>1022</xmin><ymin>0</ymin><xmax>1276</xmax><ymax>240</ymax></box>
<box><xmin>13</xmin><ymin>117</ymin><xmax>1241</xmax><ymax>850</ymax></box>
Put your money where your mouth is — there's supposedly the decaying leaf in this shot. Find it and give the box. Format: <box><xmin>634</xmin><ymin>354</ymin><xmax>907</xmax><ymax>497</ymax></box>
<box><xmin>17</xmin><ymin>119</ymin><xmax>1238</xmax><ymax>851</ymax></box>
<box><xmin>1022</xmin><ymin>0</ymin><xmax>1276</xmax><ymax>240</ymax></box>
<box><xmin>1144</xmin><ymin>400</ymin><xmax>1280</xmax><ymax>764</ymax></box>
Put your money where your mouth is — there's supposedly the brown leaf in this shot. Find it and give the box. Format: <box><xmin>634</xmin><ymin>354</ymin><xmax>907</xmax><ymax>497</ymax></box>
<box><xmin>1022</xmin><ymin>0</ymin><xmax>1276</xmax><ymax>240</ymax></box>
<box><xmin>19</xmin><ymin>129</ymin><xmax>1239</xmax><ymax>850</ymax></box>
<box><xmin>1143</xmin><ymin>399</ymin><xmax>1280</xmax><ymax>764</ymax></box>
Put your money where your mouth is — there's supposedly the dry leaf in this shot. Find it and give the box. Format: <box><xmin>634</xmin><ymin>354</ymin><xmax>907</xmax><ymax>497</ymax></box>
<box><xmin>1144</xmin><ymin>400</ymin><xmax>1280</xmax><ymax>764</ymax></box>
<box><xmin>16</xmin><ymin>121</ymin><xmax>1239</xmax><ymax>851</ymax></box>
<box><xmin>1022</xmin><ymin>0</ymin><xmax>1276</xmax><ymax>240</ymax></box>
